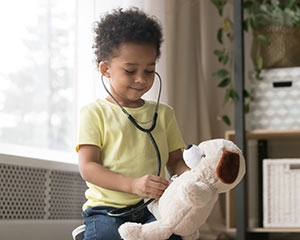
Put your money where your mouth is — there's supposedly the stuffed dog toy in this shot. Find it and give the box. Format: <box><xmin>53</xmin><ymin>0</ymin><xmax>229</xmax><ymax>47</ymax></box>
<box><xmin>119</xmin><ymin>139</ymin><xmax>246</xmax><ymax>240</ymax></box>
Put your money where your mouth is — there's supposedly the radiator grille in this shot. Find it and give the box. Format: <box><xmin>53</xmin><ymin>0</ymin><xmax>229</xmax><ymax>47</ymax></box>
<box><xmin>0</xmin><ymin>163</ymin><xmax>86</xmax><ymax>220</ymax></box>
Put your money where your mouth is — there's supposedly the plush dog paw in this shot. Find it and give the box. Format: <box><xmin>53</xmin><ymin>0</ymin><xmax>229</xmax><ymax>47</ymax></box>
<box><xmin>182</xmin><ymin>230</ymin><xmax>200</xmax><ymax>240</ymax></box>
<box><xmin>118</xmin><ymin>222</ymin><xmax>142</xmax><ymax>240</ymax></box>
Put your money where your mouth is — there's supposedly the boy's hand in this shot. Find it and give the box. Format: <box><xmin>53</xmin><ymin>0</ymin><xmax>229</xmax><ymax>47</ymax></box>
<box><xmin>131</xmin><ymin>175</ymin><xmax>170</xmax><ymax>199</ymax></box>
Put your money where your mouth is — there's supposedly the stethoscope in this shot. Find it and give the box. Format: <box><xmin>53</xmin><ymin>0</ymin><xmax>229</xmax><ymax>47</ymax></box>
<box><xmin>101</xmin><ymin>72</ymin><xmax>162</xmax><ymax>217</ymax></box>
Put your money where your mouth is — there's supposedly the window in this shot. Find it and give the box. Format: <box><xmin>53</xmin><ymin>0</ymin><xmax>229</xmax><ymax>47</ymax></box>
<box><xmin>0</xmin><ymin>0</ymin><xmax>155</xmax><ymax>160</ymax></box>
<box><xmin>0</xmin><ymin>0</ymin><xmax>75</xmax><ymax>152</ymax></box>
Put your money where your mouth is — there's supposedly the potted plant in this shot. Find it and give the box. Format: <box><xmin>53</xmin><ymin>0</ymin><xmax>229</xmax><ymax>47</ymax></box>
<box><xmin>245</xmin><ymin>0</ymin><xmax>300</xmax><ymax>77</ymax></box>
<box><xmin>211</xmin><ymin>0</ymin><xmax>300</xmax><ymax>126</ymax></box>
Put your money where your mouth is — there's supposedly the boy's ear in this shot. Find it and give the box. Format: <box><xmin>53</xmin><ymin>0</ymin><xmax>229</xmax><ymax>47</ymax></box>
<box><xmin>99</xmin><ymin>61</ymin><xmax>111</xmax><ymax>78</ymax></box>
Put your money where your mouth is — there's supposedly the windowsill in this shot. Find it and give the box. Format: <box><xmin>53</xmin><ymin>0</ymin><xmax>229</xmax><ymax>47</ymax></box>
<box><xmin>0</xmin><ymin>143</ymin><xmax>79</xmax><ymax>171</ymax></box>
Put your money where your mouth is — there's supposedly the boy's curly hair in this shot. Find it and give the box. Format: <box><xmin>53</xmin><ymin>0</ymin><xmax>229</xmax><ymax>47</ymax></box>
<box><xmin>93</xmin><ymin>8</ymin><xmax>163</xmax><ymax>66</ymax></box>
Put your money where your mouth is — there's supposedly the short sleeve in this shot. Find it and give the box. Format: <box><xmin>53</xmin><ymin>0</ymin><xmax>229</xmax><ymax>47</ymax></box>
<box><xmin>166</xmin><ymin>109</ymin><xmax>186</xmax><ymax>152</ymax></box>
<box><xmin>75</xmin><ymin>105</ymin><xmax>102</xmax><ymax>152</ymax></box>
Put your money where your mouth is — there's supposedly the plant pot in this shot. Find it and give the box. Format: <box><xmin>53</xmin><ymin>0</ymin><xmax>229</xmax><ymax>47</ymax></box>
<box><xmin>251</xmin><ymin>26</ymin><xmax>300</xmax><ymax>69</ymax></box>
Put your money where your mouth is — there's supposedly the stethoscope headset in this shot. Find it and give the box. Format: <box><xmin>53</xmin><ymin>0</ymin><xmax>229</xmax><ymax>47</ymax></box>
<box><xmin>101</xmin><ymin>71</ymin><xmax>162</xmax><ymax>217</ymax></box>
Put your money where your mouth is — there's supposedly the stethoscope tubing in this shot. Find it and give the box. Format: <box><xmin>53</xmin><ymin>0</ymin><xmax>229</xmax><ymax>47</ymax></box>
<box><xmin>101</xmin><ymin>72</ymin><xmax>162</xmax><ymax>217</ymax></box>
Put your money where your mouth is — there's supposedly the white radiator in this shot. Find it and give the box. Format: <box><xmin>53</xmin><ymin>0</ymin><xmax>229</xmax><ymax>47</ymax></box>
<box><xmin>0</xmin><ymin>152</ymin><xmax>87</xmax><ymax>240</ymax></box>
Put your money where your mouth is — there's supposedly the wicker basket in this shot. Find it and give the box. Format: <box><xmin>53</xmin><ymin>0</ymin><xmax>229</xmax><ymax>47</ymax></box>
<box><xmin>263</xmin><ymin>159</ymin><xmax>300</xmax><ymax>227</ymax></box>
<box><xmin>251</xmin><ymin>26</ymin><xmax>300</xmax><ymax>69</ymax></box>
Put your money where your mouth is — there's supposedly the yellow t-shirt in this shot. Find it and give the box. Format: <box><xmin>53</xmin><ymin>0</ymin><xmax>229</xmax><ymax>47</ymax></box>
<box><xmin>76</xmin><ymin>98</ymin><xmax>185</xmax><ymax>210</ymax></box>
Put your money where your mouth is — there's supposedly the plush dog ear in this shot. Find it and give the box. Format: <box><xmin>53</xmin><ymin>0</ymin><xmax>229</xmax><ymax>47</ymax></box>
<box><xmin>216</xmin><ymin>149</ymin><xmax>240</xmax><ymax>184</ymax></box>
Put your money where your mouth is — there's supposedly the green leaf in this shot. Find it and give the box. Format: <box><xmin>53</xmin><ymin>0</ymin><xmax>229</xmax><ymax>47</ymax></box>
<box><xmin>221</xmin><ymin>55</ymin><xmax>229</xmax><ymax>65</ymax></box>
<box><xmin>210</xmin><ymin>0</ymin><xmax>228</xmax><ymax>16</ymax></box>
<box><xmin>250</xmin><ymin>17</ymin><xmax>259</xmax><ymax>30</ymax></box>
<box><xmin>243</xmin><ymin>19</ymin><xmax>249</xmax><ymax>32</ymax></box>
<box><xmin>213</xmin><ymin>49</ymin><xmax>225</xmax><ymax>57</ymax></box>
<box><xmin>217</xmin><ymin>28</ymin><xmax>223</xmax><ymax>44</ymax></box>
<box><xmin>244</xmin><ymin>103</ymin><xmax>250</xmax><ymax>114</ymax></box>
<box><xmin>218</xmin><ymin>78</ymin><xmax>231</xmax><ymax>87</ymax></box>
<box><xmin>223</xmin><ymin>17</ymin><xmax>232</xmax><ymax>32</ymax></box>
<box><xmin>286</xmin><ymin>0</ymin><xmax>297</xmax><ymax>9</ymax></box>
<box><xmin>243</xmin><ymin>89</ymin><xmax>250</xmax><ymax>98</ymax></box>
<box><xmin>244</xmin><ymin>89</ymin><xmax>254</xmax><ymax>101</ymax></box>
<box><xmin>213</xmin><ymin>69</ymin><xmax>229</xmax><ymax>78</ymax></box>
<box><xmin>218</xmin><ymin>8</ymin><xmax>223</xmax><ymax>16</ymax></box>
<box><xmin>221</xmin><ymin>115</ymin><xmax>231</xmax><ymax>126</ymax></box>
<box><xmin>229</xmin><ymin>89</ymin><xmax>239</xmax><ymax>101</ymax></box>
<box><xmin>257</xmin><ymin>56</ymin><xmax>263</xmax><ymax>70</ymax></box>
<box><xmin>243</xmin><ymin>1</ymin><xmax>253</xmax><ymax>9</ymax></box>
<box><xmin>255</xmin><ymin>69</ymin><xmax>263</xmax><ymax>81</ymax></box>
<box><xmin>257</xmin><ymin>34</ymin><xmax>270</xmax><ymax>45</ymax></box>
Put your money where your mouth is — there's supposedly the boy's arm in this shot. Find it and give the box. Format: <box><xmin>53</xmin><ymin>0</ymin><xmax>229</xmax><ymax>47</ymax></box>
<box><xmin>167</xmin><ymin>149</ymin><xmax>190</xmax><ymax>176</ymax></box>
<box><xmin>78</xmin><ymin>144</ymin><xmax>169</xmax><ymax>199</ymax></box>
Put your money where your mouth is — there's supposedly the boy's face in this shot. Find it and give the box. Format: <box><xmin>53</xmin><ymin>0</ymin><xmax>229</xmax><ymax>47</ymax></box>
<box><xmin>103</xmin><ymin>42</ymin><xmax>157</xmax><ymax>107</ymax></box>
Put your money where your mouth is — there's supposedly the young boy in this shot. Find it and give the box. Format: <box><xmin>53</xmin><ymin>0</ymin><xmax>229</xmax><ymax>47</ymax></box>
<box><xmin>76</xmin><ymin>8</ymin><xmax>189</xmax><ymax>240</ymax></box>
